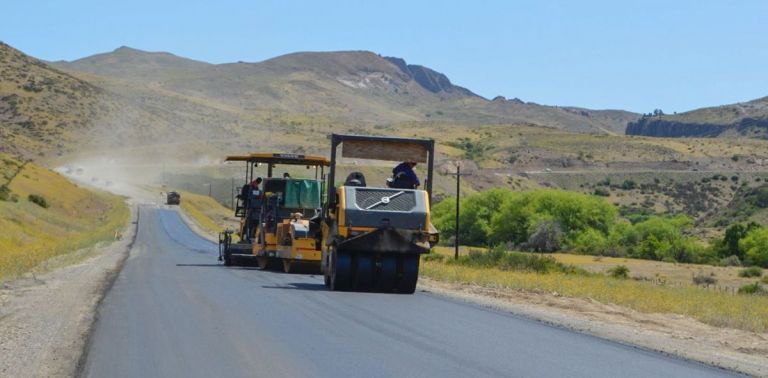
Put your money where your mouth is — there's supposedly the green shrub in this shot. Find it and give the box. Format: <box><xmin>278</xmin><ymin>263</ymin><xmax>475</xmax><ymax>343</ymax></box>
<box><xmin>739</xmin><ymin>228</ymin><xmax>768</xmax><ymax>268</ymax></box>
<box><xmin>432</xmin><ymin>188</ymin><xmax>515</xmax><ymax>246</ymax></box>
<box><xmin>0</xmin><ymin>185</ymin><xmax>10</xmax><ymax>201</ymax></box>
<box><xmin>738</xmin><ymin>282</ymin><xmax>767</xmax><ymax>295</ymax></box>
<box><xmin>593</xmin><ymin>188</ymin><xmax>610</xmax><ymax>197</ymax></box>
<box><xmin>489</xmin><ymin>189</ymin><xmax>617</xmax><ymax>247</ymax></box>
<box><xmin>716</xmin><ymin>222</ymin><xmax>760</xmax><ymax>260</ymax></box>
<box><xmin>739</xmin><ymin>266</ymin><xmax>763</xmax><ymax>278</ymax></box>
<box><xmin>719</xmin><ymin>255</ymin><xmax>742</xmax><ymax>267</ymax></box>
<box><xmin>607</xmin><ymin>265</ymin><xmax>629</xmax><ymax>279</ymax></box>
<box><xmin>448</xmin><ymin>245</ymin><xmax>581</xmax><ymax>274</ymax></box>
<box><xmin>27</xmin><ymin>194</ymin><xmax>49</xmax><ymax>208</ymax></box>
<box><xmin>571</xmin><ymin>228</ymin><xmax>610</xmax><ymax>255</ymax></box>
<box><xmin>620</xmin><ymin>180</ymin><xmax>637</xmax><ymax>190</ymax></box>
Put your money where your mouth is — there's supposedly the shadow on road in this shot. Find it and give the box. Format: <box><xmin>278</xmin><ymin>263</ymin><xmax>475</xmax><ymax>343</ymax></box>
<box><xmin>261</xmin><ymin>283</ymin><xmax>327</xmax><ymax>291</ymax></box>
<box><xmin>176</xmin><ymin>263</ymin><xmax>261</xmax><ymax>271</ymax></box>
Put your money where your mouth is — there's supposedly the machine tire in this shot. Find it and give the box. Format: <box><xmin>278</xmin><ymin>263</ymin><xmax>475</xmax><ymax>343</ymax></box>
<box><xmin>223</xmin><ymin>250</ymin><xmax>233</xmax><ymax>266</ymax></box>
<box><xmin>354</xmin><ymin>254</ymin><xmax>374</xmax><ymax>290</ymax></box>
<box><xmin>282</xmin><ymin>260</ymin><xmax>292</xmax><ymax>273</ymax></box>
<box><xmin>330</xmin><ymin>248</ymin><xmax>352</xmax><ymax>291</ymax></box>
<box><xmin>377</xmin><ymin>254</ymin><xmax>398</xmax><ymax>292</ymax></box>
<box><xmin>397</xmin><ymin>254</ymin><xmax>419</xmax><ymax>294</ymax></box>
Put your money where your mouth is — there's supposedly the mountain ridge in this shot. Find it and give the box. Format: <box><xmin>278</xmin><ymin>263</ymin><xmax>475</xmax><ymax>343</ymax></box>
<box><xmin>52</xmin><ymin>46</ymin><xmax>638</xmax><ymax>134</ymax></box>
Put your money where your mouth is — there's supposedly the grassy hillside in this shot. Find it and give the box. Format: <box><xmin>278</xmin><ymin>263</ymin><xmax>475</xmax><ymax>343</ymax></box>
<box><xmin>0</xmin><ymin>42</ymin><xmax>105</xmax><ymax>159</ymax></box>
<box><xmin>0</xmin><ymin>154</ymin><xmax>129</xmax><ymax>280</ymax></box>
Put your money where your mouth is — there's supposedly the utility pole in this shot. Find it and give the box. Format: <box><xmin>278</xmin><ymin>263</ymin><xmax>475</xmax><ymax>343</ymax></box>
<box><xmin>208</xmin><ymin>182</ymin><xmax>212</xmax><ymax>198</ymax></box>
<box><xmin>448</xmin><ymin>162</ymin><xmax>471</xmax><ymax>260</ymax></box>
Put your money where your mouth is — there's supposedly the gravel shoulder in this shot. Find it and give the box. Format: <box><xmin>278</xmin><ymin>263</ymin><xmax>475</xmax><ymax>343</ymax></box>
<box><xmin>418</xmin><ymin>278</ymin><xmax>768</xmax><ymax>377</ymax></box>
<box><xmin>0</xmin><ymin>205</ymin><xmax>138</xmax><ymax>377</ymax></box>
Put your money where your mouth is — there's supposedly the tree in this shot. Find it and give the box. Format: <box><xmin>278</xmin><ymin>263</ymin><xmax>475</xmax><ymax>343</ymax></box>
<box><xmin>717</xmin><ymin>222</ymin><xmax>759</xmax><ymax>259</ymax></box>
<box><xmin>740</xmin><ymin>228</ymin><xmax>768</xmax><ymax>267</ymax></box>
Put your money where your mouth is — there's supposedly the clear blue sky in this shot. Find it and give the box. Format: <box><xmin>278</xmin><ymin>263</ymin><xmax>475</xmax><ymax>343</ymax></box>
<box><xmin>3</xmin><ymin>0</ymin><xmax>767</xmax><ymax>113</ymax></box>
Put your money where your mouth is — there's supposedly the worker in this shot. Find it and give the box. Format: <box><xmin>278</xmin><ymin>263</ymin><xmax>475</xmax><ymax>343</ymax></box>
<box><xmin>392</xmin><ymin>161</ymin><xmax>420</xmax><ymax>189</ymax></box>
<box><xmin>283</xmin><ymin>172</ymin><xmax>291</xmax><ymax>179</ymax></box>
<box><xmin>244</xmin><ymin>177</ymin><xmax>263</xmax><ymax>242</ymax></box>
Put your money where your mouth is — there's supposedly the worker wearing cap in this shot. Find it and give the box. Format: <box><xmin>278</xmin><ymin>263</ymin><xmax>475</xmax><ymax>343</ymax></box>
<box><xmin>392</xmin><ymin>161</ymin><xmax>420</xmax><ymax>189</ymax></box>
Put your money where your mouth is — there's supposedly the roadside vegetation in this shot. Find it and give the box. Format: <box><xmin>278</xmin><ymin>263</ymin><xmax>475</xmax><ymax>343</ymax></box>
<box><xmin>0</xmin><ymin>156</ymin><xmax>129</xmax><ymax>280</ymax></box>
<box><xmin>421</xmin><ymin>246</ymin><xmax>768</xmax><ymax>332</ymax></box>
<box><xmin>176</xmin><ymin>190</ymin><xmax>238</xmax><ymax>238</ymax></box>
<box><xmin>433</xmin><ymin>188</ymin><xmax>768</xmax><ymax>268</ymax></box>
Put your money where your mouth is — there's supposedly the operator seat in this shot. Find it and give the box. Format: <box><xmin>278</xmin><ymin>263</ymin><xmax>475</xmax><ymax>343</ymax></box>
<box><xmin>344</xmin><ymin>172</ymin><xmax>366</xmax><ymax>187</ymax></box>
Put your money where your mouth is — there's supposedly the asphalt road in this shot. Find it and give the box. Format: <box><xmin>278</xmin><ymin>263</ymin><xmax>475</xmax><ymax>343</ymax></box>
<box><xmin>82</xmin><ymin>207</ymin><xmax>736</xmax><ymax>377</ymax></box>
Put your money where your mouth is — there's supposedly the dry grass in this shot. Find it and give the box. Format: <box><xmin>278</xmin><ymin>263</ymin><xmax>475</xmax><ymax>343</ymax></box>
<box><xmin>424</xmin><ymin>247</ymin><xmax>768</xmax><ymax>332</ymax></box>
<box><xmin>0</xmin><ymin>159</ymin><xmax>129</xmax><ymax>280</ymax></box>
<box><xmin>550</xmin><ymin>253</ymin><xmax>754</xmax><ymax>290</ymax></box>
<box><xmin>177</xmin><ymin>190</ymin><xmax>239</xmax><ymax>238</ymax></box>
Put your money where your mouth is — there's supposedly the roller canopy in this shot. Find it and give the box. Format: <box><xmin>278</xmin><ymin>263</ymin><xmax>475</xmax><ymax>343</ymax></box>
<box><xmin>341</xmin><ymin>139</ymin><xmax>430</xmax><ymax>163</ymax></box>
<box><xmin>225</xmin><ymin>153</ymin><xmax>329</xmax><ymax>166</ymax></box>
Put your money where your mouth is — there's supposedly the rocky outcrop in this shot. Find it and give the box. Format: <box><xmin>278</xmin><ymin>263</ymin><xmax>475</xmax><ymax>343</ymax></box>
<box><xmin>626</xmin><ymin>117</ymin><xmax>768</xmax><ymax>138</ymax></box>
<box><xmin>384</xmin><ymin>56</ymin><xmax>476</xmax><ymax>96</ymax></box>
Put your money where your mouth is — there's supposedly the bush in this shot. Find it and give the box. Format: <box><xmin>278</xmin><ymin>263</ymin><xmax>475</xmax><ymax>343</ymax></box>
<box><xmin>739</xmin><ymin>228</ymin><xmax>768</xmax><ymax>268</ymax></box>
<box><xmin>423</xmin><ymin>253</ymin><xmax>445</xmax><ymax>262</ymax></box>
<box><xmin>620</xmin><ymin>180</ymin><xmax>637</xmax><ymax>190</ymax></box>
<box><xmin>719</xmin><ymin>255</ymin><xmax>742</xmax><ymax>267</ymax></box>
<box><xmin>571</xmin><ymin>228</ymin><xmax>610</xmax><ymax>255</ymax></box>
<box><xmin>607</xmin><ymin>265</ymin><xmax>629</xmax><ymax>279</ymax></box>
<box><xmin>716</xmin><ymin>222</ymin><xmax>760</xmax><ymax>260</ymax></box>
<box><xmin>448</xmin><ymin>245</ymin><xmax>581</xmax><ymax>274</ymax></box>
<box><xmin>27</xmin><ymin>194</ymin><xmax>49</xmax><ymax>208</ymax></box>
<box><xmin>432</xmin><ymin>188</ymin><xmax>515</xmax><ymax>246</ymax></box>
<box><xmin>488</xmin><ymin>189</ymin><xmax>617</xmax><ymax>248</ymax></box>
<box><xmin>693</xmin><ymin>273</ymin><xmax>717</xmax><ymax>285</ymax></box>
<box><xmin>739</xmin><ymin>266</ymin><xmax>763</xmax><ymax>278</ymax></box>
<box><xmin>524</xmin><ymin>220</ymin><xmax>563</xmax><ymax>252</ymax></box>
<box><xmin>593</xmin><ymin>188</ymin><xmax>610</xmax><ymax>197</ymax></box>
<box><xmin>0</xmin><ymin>185</ymin><xmax>10</xmax><ymax>201</ymax></box>
<box><xmin>738</xmin><ymin>282</ymin><xmax>767</xmax><ymax>295</ymax></box>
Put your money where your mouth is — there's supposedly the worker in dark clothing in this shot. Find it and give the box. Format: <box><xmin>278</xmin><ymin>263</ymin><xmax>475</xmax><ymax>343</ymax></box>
<box><xmin>392</xmin><ymin>161</ymin><xmax>420</xmax><ymax>189</ymax></box>
<box><xmin>244</xmin><ymin>177</ymin><xmax>263</xmax><ymax>242</ymax></box>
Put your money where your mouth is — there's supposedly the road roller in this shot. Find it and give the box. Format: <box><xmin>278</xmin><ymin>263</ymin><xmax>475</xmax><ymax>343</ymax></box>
<box><xmin>321</xmin><ymin>134</ymin><xmax>439</xmax><ymax>293</ymax></box>
<box><xmin>218</xmin><ymin>153</ymin><xmax>329</xmax><ymax>273</ymax></box>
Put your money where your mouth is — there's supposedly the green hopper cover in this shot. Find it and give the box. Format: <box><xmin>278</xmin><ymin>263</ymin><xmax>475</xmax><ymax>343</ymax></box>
<box><xmin>284</xmin><ymin>179</ymin><xmax>321</xmax><ymax>209</ymax></box>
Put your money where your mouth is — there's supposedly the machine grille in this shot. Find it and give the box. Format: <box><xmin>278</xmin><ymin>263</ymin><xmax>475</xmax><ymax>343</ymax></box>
<box><xmin>354</xmin><ymin>189</ymin><xmax>416</xmax><ymax>212</ymax></box>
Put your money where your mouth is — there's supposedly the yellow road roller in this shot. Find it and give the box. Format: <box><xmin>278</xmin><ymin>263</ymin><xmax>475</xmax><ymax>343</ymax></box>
<box><xmin>321</xmin><ymin>134</ymin><xmax>439</xmax><ymax>293</ymax></box>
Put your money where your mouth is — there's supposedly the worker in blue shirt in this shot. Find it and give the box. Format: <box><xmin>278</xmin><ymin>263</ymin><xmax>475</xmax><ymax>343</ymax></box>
<box><xmin>392</xmin><ymin>161</ymin><xmax>420</xmax><ymax>189</ymax></box>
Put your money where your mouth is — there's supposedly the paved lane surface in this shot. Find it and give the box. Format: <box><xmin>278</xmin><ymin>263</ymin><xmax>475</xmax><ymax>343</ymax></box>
<box><xmin>83</xmin><ymin>207</ymin><xmax>735</xmax><ymax>377</ymax></box>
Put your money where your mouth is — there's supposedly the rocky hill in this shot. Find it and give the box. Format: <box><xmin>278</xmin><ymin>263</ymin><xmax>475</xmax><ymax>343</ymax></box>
<box><xmin>0</xmin><ymin>42</ymin><xmax>105</xmax><ymax>158</ymax></box>
<box><xmin>626</xmin><ymin>97</ymin><xmax>768</xmax><ymax>138</ymax></box>
<box><xmin>53</xmin><ymin>47</ymin><xmax>638</xmax><ymax>134</ymax></box>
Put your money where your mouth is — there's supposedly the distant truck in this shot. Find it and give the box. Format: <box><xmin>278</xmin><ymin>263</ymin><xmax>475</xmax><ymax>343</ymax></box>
<box><xmin>166</xmin><ymin>191</ymin><xmax>181</xmax><ymax>205</ymax></box>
